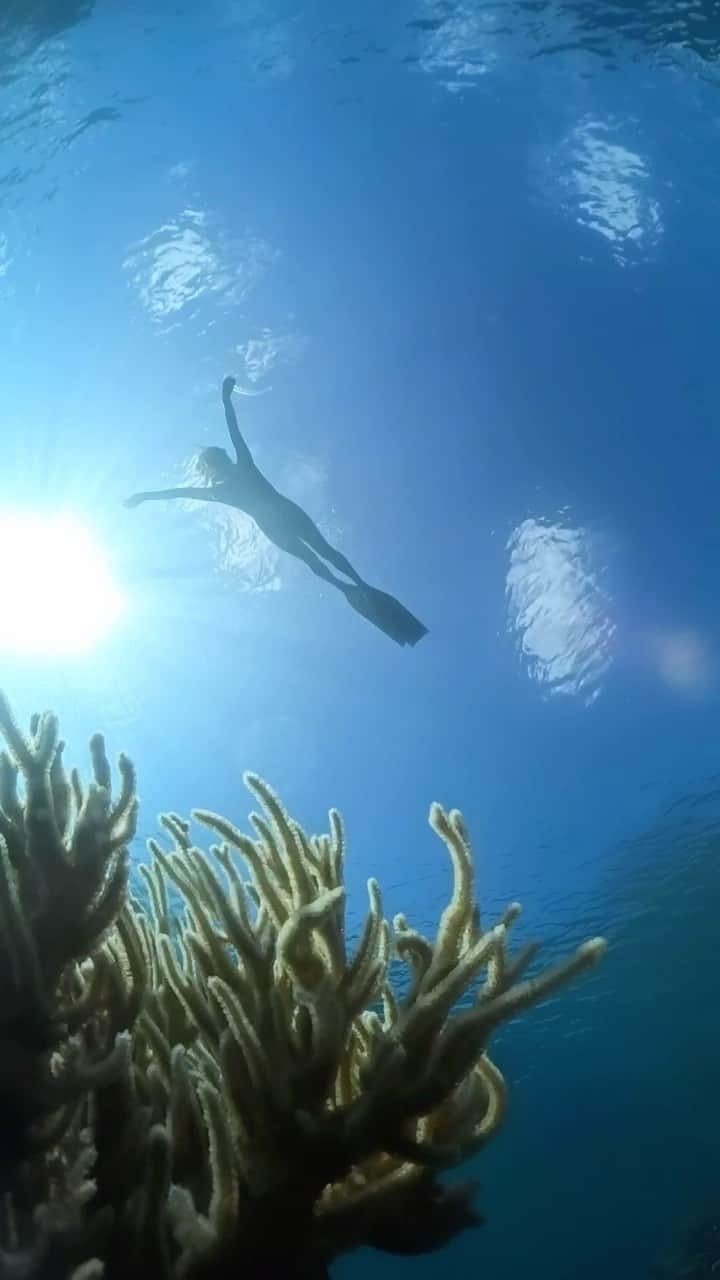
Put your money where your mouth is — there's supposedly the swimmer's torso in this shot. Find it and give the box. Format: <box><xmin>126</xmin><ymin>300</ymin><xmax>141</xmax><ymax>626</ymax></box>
<box><xmin>211</xmin><ymin>463</ymin><xmax>284</xmax><ymax>520</ymax></box>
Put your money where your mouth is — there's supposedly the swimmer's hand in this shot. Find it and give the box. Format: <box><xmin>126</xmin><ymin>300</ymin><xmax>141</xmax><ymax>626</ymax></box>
<box><xmin>123</xmin><ymin>493</ymin><xmax>146</xmax><ymax>509</ymax></box>
<box><xmin>222</xmin><ymin>375</ymin><xmax>236</xmax><ymax>401</ymax></box>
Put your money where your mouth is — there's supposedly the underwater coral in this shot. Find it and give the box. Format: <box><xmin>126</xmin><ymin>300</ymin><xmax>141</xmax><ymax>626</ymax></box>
<box><xmin>652</xmin><ymin>1207</ymin><xmax>720</xmax><ymax>1279</ymax></box>
<box><xmin>0</xmin><ymin>693</ymin><xmax>605</xmax><ymax>1279</ymax></box>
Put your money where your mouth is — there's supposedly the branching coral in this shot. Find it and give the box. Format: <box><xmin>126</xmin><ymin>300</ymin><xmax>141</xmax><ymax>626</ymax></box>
<box><xmin>0</xmin><ymin>692</ymin><xmax>136</xmax><ymax>1163</ymax></box>
<box><xmin>0</xmin><ymin>696</ymin><xmax>606</xmax><ymax>1280</ymax></box>
<box><xmin>119</xmin><ymin>775</ymin><xmax>605</xmax><ymax>1277</ymax></box>
<box><xmin>0</xmin><ymin>692</ymin><xmax>136</xmax><ymax>1278</ymax></box>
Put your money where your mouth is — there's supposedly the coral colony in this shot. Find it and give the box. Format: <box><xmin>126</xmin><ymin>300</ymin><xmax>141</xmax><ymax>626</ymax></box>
<box><xmin>0</xmin><ymin>693</ymin><xmax>605</xmax><ymax>1279</ymax></box>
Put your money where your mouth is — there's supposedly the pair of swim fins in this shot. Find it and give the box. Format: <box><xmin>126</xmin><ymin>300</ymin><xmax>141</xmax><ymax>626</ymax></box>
<box><xmin>342</xmin><ymin>582</ymin><xmax>428</xmax><ymax>647</ymax></box>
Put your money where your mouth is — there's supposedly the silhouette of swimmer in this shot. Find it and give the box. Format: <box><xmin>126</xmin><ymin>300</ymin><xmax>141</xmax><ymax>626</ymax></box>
<box><xmin>124</xmin><ymin>377</ymin><xmax>428</xmax><ymax>647</ymax></box>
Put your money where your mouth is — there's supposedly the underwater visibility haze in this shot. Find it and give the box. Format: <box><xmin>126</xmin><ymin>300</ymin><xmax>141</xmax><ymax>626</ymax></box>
<box><xmin>0</xmin><ymin>1</ymin><xmax>718</xmax><ymax>1278</ymax></box>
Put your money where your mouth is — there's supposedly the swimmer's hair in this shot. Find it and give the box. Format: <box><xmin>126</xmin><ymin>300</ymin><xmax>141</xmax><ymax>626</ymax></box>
<box><xmin>195</xmin><ymin>445</ymin><xmax>232</xmax><ymax>480</ymax></box>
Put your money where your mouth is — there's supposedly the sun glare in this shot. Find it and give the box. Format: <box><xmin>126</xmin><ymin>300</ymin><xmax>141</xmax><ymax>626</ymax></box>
<box><xmin>0</xmin><ymin>511</ymin><xmax>125</xmax><ymax>657</ymax></box>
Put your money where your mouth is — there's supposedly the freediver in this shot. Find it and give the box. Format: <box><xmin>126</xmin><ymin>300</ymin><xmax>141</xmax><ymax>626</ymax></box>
<box><xmin>123</xmin><ymin>376</ymin><xmax>428</xmax><ymax>646</ymax></box>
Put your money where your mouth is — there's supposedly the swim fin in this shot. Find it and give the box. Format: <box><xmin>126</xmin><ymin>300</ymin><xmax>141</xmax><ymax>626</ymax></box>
<box><xmin>342</xmin><ymin>583</ymin><xmax>428</xmax><ymax>646</ymax></box>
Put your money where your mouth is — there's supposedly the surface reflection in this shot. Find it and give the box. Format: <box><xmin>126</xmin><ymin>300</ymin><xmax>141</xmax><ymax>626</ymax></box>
<box><xmin>532</xmin><ymin>116</ymin><xmax>663</xmax><ymax>267</ymax></box>
<box><xmin>123</xmin><ymin>209</ymin><xmax>279</xmax><ymax>334</ymax></box>
<box><xmin>506</xmin><ymin>514</ymin><xmax>615</xmax><ymax>701</ymax></box>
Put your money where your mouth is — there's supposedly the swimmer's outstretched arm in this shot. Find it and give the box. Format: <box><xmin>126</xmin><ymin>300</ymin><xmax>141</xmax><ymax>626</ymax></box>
<box><xmin>123</xmin><ymin>487</ymin><xmax>217</xmax><ymax>509</ymax></box>
<box><xmin>222</xmin><ymin>375</ymin><xmax>254</xmax><ymax>468</ymax></box>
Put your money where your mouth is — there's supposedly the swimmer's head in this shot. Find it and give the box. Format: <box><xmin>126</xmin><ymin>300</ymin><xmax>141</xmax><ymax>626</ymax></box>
<box><xmin>196</xmin><ymin>446</ymin><xmax>234</xmax><ymax>483</ymax></box>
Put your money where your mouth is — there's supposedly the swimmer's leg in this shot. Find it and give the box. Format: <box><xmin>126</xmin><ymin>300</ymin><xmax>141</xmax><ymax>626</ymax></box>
<box><xmin>281</xmin><ymin>501</ymin><xmax>365</xmax><ymax>585</ymax></box>
<box><xmin>271</xmin><ymin>522</ymin><xmax>428</xmax><ymax>645</ymax></box>
<box><xmin>274</xmin><ymin>532</ymin><xmax>347</xmax><ymax>589</ymax></box>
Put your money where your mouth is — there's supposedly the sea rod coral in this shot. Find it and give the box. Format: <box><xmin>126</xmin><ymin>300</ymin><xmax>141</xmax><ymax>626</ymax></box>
<box><xmin>0</xmin><ymin>693</ymin><xmax>606</xmax><ymax>1279</ymax></box>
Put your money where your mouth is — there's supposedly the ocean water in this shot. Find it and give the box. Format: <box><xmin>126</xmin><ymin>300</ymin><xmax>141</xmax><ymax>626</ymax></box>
<box><xmin>1</xmin><ymin>1</ymin><xmax>719</xmax><ymax>1277</ymax></box>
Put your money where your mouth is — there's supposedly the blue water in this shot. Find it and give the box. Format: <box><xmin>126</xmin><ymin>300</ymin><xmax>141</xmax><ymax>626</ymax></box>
<box><xmin>1</xmin><ymin>2</ymin><xmax>719</xmax><ymax>1276</ymax></box>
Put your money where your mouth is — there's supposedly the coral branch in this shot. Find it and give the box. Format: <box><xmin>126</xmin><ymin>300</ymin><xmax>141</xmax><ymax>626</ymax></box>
<box><xmin>0</xmin><ymin>698</ymin><xmax>606</xmax><ymax>1280</ymax></box>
